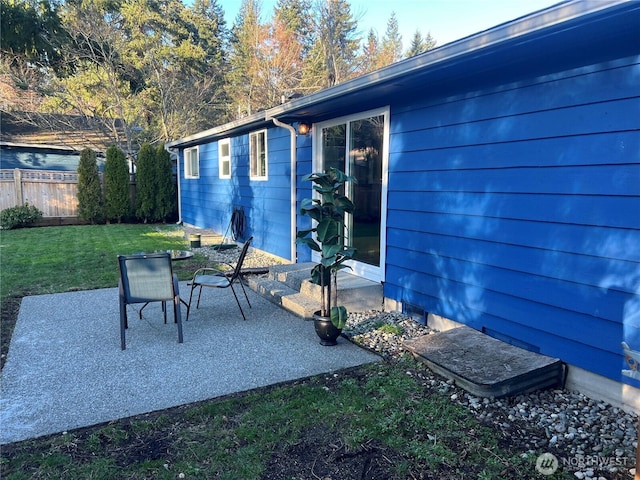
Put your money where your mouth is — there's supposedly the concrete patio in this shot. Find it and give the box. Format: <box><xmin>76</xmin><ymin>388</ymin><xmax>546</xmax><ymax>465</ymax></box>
<box><xmin>0</xmin><ymin>283</ymin><xmax>380</xmax><ymax>445</ymax></box>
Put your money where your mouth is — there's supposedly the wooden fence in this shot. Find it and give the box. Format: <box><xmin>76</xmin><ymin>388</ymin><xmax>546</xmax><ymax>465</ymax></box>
<box><xmin>1</xmin><ymin>168</ymin><xmax>81</xmax><ymax>217</ymax></box>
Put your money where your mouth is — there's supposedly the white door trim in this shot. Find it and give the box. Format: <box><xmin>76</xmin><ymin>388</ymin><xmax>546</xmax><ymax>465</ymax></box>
<box><xmin>311</xmin><ymin>107</ymin><xmax>389</xmax><ymax>283</ymax></box>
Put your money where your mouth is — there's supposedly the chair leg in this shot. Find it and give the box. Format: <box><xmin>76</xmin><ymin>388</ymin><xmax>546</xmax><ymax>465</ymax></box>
<box><xmin>238</xmin><ymin>277</ymin><xmax>252</xmax><ymax>309</ymax></box>
<box><xmin>175</xmin><ymin>298</ymin><xmax>184</xmax><ymax>344</ymax></box>
<box><xmin>119</xmin><ymin>280</ymin><xmax>128</xmax><ymax>350</ymax></box>
<box><xmin>229</xmin><ymin>284</ymin><xmax>247</xmax><ymax>321</ymax></box>
<box><xmin>119</xmin><ymin>298</ymin><xmax>128</xmax><ymax>350</ymax></box>
<box><xmin>187</xmin><ymin>283</ymin><xmax>197</xmax><ymax>320</ymax></box>
<box><xmin>196</xmin><ymin>285</ymin><xmax>204</xmax><ymax>308</ymax></box>
<box><xmin>173</xmin><ymin>275</ymin><xmax>183</xmax><ymax>344</ymax></box>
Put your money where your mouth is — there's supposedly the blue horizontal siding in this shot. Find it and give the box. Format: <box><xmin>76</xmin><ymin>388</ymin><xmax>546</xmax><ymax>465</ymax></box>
<box><xmin>385</xmin><ymin>263</ymin><xmax>623</xmax><ymax>352</ymax></box>
<box><xmin>179</xmin><ymin>126</ymin><xmax>293</xmax><ymax>259</ymax></box>
<box><xmin>385</xmin><ymin>56</ymin><xmax>640</xmax><ymax>385</ymax></box>
<box><xmin>389</xmin><ymin>191</ymin><xmax>638</xmax><ymax>228</ymax></box>
<box><xmin>392</xmin><ymin>61</ymin><xmax>639</xmax><ymax>125</ymax></box>
<box><xmin>388</xmin><ymin>245</ymin><xmax>630</xmax><ymax>326</ymax></box>
<box><xmin>391</xmin><ymin>130</ymin><xmax>638</xmax><ymax>170</ymax></box>
<box><xmin>387</xmin><ymin>229</ymin><xmax>639</xmax><ymax>295</ymax></box>
<box><xmin>387</xmin><ymin>211</ymin><xmax>639</xmax><ymax>262</ymax></box>
<box><xmin>389</xmin><ymin>164</ymin><xmax>638</xmax><ymax>196</ymax></box>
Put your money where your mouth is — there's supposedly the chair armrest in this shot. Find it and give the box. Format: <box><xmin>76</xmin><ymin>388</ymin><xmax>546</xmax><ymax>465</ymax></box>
<box><xmin>189</xmin><ymin>266</ymin><xmax>233</xmax><ymax>284</ymax></box>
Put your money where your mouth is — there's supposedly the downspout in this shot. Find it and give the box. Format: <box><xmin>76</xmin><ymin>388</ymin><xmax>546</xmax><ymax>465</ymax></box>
<box><xmin>268</xmin><ymin>117</ymin><xmax>297</xmax><ymax>263</ymax></box>
<box><xmin>165</xmin><ymin>146</ymin><xmax>182</xmax><ymax>225</ymax></box>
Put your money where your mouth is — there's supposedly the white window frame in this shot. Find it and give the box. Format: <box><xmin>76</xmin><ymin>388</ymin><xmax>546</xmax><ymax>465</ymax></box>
<box><xmin>184</xmin><ymin>146</ymin><xmax>200</xmax><ymax>179</ymax></box>
<box><xmin>249</xmin><ymin>130</ymin><xmax>268</xmax><ymax>180</ymax></box>
<box><xmin>219</xmin><ymin>138</ymin><xmax>231</xmax><ymax>179</ymax></box>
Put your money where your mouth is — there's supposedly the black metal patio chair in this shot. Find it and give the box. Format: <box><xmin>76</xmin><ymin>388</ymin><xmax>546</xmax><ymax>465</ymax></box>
<box><xmin>118</xmin><ymin>252</ymin><xmax>184</xmax><ymax>350</ymax></box>
<box><xmin>187</xmin><ymin>236</ymin><xmax>253</xmax><ymax>321</ymax></box>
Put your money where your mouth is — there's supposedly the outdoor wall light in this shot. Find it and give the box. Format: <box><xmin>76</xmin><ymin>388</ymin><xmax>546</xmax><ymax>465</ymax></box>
<box><xmin>297</xmin><ymin>122</ymin><xmax>311</xmax><ymax>135</ymax></box>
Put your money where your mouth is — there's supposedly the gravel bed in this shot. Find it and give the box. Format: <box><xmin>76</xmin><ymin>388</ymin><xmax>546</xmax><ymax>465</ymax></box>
<box><xmin>190</xmin><ymin>241</ymin><xmax>288</xmax><ymax>269</ymax></box>
<box><xmin>195</xmin><ymin>241</ymin><xmax>638</xmax><ymax>478</ymax></box>
<box><xmin>347</xmin><ymin>310</ymin><xmax>638</xmax><ymax>479</ymax></box>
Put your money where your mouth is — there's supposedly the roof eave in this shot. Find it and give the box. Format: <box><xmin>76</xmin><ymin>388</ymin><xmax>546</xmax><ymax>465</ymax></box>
<box><xmin>165</xmin><ymin>111</ymin><xmax>266</xmax><ymax>149</ymax></box>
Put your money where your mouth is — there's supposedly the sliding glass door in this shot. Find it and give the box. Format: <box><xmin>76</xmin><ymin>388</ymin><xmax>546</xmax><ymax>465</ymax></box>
<box><xmin>315</xmin><ymin>108</ymin><xmax>388</xmax><ymax>281</ymax></box>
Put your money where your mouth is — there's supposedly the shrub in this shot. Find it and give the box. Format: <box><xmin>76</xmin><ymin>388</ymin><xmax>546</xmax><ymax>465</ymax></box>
<box><xmin>104</xmin><ymin>145</ymin><xmax>130</xmax><ymax>223</ymax></box>
<box><xmin>154</xmin><ymin>145</ymin><xmax>177</xmax><ymax>222</ymax></box>
<box><xmin>135</xmin><ymin>143</ymin><xmax>155</xmax><ymax>223</ymax></box>
<box><xmin>135</xmin><ymin>143</ymin><xmax>177</xmax><ymax>223</ymax></box>
<box><xmin>77</xmin><ymin>148</ymin><xmax>104</xmax><ymax>223</ymax></box>
<box><xmin>0</xmin><ymin>203</ymin><xmax>43</xmax><ymax>229</ymax></box>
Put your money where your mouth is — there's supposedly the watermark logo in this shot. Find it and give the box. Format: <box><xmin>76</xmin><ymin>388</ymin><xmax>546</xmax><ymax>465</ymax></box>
<box><xmin>536</xmin><ymin>452</ymin><xmax>559</xmax><ymax>476</ymax></box>
<box><xmin>561</xmin><ymin>454</ymin><xmax>633</xmax><ymax>469</ymax></box>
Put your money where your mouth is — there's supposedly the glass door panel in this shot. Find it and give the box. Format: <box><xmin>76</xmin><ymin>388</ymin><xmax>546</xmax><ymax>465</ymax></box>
<box><xmin>348</xmin><ymin>115</ymin><xmax>383</xmax><ymax>267</ymax></box>
<box><xmin>321</xmin><ymin>124</ymin><xmax>346</xmax><ymax>172</ymax></box>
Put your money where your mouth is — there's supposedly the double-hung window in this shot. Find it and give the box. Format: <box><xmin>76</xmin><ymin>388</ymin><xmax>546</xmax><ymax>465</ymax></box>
<box><xmin>184</xmin><ymin>146</ymin><xmax>199</xmax><ymax>179</ymax></box>
<box><xmin>249</xmin><ymin>130</ymin><xmax>267</xmax><ymax>180</ymax></box>
<box><xmin>219</xmin><ymin>139</ymin><xmax>231</xmax><ymax>179</ymax></box>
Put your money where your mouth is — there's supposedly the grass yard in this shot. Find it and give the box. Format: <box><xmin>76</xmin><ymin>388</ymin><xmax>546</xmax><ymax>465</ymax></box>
<box><xmin>0</xmin><ymin>224</ymin><xmax>202</xmax><ymax>300</ymax></box>
<box><xmin>0</xmin><ymin>224</ymin><xmax>572</xmax><ymax>479</ymax></box>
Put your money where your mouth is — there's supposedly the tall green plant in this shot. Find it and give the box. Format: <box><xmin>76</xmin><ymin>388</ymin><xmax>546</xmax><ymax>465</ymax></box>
<box><xmin>135</xmin><ymin>143</ymin><xmax>156</xmax><ymax>223</ymax></box>
<box><xmin>77</xmin><ymin>148</ymin><xmax>104</xmax><ymax>224</ymax></box>
<box><xmin>154</xmin><ymin>145</ymin><xmax>177</xmax><ymax>222</ymax></box>
<box><xmin>104</xmin><ymin>145</ymin><xmax>130</xmax><ymax>223</ymax></box>
<box><xmin>296</xmin><ymin>168</ymin><xmax>357</xmax><ymax>328</ymax></box>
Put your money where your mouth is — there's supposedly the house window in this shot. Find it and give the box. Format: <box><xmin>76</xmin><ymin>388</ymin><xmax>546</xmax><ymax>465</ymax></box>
<box><xmin>249</xmin><ymin>130</ymin><xmax>267</xmax><ymax>180</ymax></box>
<box><xmin>219</xmin><ymin>139</ymin><xmax>231</xmax><ymax>179</ymax></box>
<box><xmin>184</xmin><ymin>146</ymin><xmax>199</xmax><ymax>179</ymax></box>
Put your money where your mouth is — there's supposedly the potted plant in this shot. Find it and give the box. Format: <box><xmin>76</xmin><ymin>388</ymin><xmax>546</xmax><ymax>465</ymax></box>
<box><xmin>296</xmin><ymin>168</ymin><xmax>357</xmax><ymax>345</ymax></box>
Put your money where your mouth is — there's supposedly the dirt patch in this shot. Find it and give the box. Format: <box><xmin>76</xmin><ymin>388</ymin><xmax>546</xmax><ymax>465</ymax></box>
<box><xmin>264</xmin><ymin>425</ymin><xmax>404</xmax><ymax>480</ymax></box>
<box><xmin>1</xmin><ymin>296</ymin><xmax>21</xmax><ymax>371</ymax></box>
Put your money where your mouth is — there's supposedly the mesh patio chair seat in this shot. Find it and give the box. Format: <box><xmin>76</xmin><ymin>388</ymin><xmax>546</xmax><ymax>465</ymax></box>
<box><xmin>118</xmin><ymin>252</ymin><xmax>184</xmax><ymax>350</ymax></box>
<box><xmin>187</xmin><ymin>236</ymin><xmax>253</xmax><ymax>321</ymax></box>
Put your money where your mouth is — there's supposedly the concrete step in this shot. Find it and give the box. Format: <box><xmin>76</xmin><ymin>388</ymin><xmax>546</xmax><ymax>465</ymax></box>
<box><xmin>246</xmin><ymin>263</ymin><xmax>383</xmax><ymax>319</ymax></box>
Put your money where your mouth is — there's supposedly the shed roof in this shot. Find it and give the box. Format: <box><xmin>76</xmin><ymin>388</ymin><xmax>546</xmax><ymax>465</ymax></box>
<box><xmin>166</xmin><ymin>0</ymin><xmax>639</xmax><ymax>149</ymax></box>
<box><xmin>0</xmin><ymin>111</ymin><xmax>127</xmax><ymax>154</ymax></box>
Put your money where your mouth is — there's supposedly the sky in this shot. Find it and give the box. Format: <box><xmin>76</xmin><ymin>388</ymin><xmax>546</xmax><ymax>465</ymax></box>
<box><xmin>216</xmin><ymin>0</ymin><xmax>563</xmax><ymax>48</ymax></box>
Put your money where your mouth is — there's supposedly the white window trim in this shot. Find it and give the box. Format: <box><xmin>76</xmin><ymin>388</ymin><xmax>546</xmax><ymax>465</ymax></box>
<box><xmin>312</xmin><ymin>107</ymin><xmax>390</xmax><ymax>283</ymax></box>
<box><xmin>219</xmin><ymin>138</ymin><xmax>231</xmax><ymax>179</ymax></box>
<box><xmin>184</xmin><ymin>146</ymin><xmax>200</xmax><ymax>179</ymax></box>
<box><xmin>249</xmin><ymin>129</ymin><xmax>268</xmax><ymax>181</ymax></box>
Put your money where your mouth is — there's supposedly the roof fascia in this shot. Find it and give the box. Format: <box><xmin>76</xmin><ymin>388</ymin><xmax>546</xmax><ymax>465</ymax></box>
<box><xmin>0</xmin><ymin>141</ymin><xmax>77</xmax><ymax>152</ymax></box>
<box><xmin>165</xmin><ymin>111</ymin><xmax>266</xmax><ymax>148</ymax></box>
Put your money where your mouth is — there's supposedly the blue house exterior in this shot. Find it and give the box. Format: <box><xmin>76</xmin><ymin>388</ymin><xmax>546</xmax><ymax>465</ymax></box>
<box><xmin>167</xmin><ymin>1</ymin><xmax>640</xmax><ymax>410</ymax></box>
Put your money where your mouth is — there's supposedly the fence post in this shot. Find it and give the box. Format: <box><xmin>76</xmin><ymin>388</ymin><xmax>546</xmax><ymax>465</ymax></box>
<box><xmin>14</xmin><ymin>168</ymin><xmax>23</xmax><ymax>206</ymax></box>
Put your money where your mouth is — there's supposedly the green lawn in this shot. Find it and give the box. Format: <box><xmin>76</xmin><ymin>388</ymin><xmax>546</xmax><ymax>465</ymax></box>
<box><xmin>0</xmin><ymin>224</ymin><xmax>572</xmax><ymax>479</ymax></box>
<box><xmin>0</xmin><ymin>224</ymin><xmax>202</xmax><ymax>300</ymax></box>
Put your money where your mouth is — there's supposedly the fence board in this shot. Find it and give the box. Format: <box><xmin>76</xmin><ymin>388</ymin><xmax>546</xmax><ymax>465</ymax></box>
<box><xmin>1</xmin><ymin>169</ymin><xmax>81</xmax><ymax>217</ymax></box>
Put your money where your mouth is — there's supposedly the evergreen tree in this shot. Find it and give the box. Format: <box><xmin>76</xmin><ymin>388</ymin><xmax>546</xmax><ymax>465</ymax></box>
<box><xmin>379</xmin><ymin>12</ymin><xmax>403</xmax><ymax>66</ymax></box>
<box><xmin>228</xmin><ymin>0</ymin><xmax>264</xmax><ymax>117</ymax></box>
<box><xmin>135</xmin><ymin>143</ymin><xmax>156</xmax><ymax>223</ymax></box>
<box><xmin>359</xmin><ymin>28</ymin><xmax>380</xmax><ymax>74</ymax></box>
<box><xmin>0</xmin><ymin>0</ymin><xmax>69</xmax><ymax>73</ymax></box>
<box><xmin>77</xmin><ymin>148</ymin><xmax>104</xmax><ymax>224</ymax></box>
<box><xmin>275</xmin><ymin>0</ymin><xmax>313</xmax><ymax>57</ymax></box>
<box><xmin>154</xmin><ymin>145</ymin><xmax>177</xmax><ymax>222</ymax></box>
<box><xmin>302</xmin><ymin>0</ymin><xmax>360</xmax><ymax>90</ymax></box>
<box><xmin>405</xmin><ymin>30</ymin><xmax>437</xmax><ymax>57</ymax></box>
<box><xmin>104</xmin><ymin>145</ymin><xmax>130</xmax><ymax>223</ymax></box>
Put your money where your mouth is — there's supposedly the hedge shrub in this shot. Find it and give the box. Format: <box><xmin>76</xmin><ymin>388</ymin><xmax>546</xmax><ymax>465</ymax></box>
<box><xmin>0</xmin><ymin>203</ymin><xmax>43</xmax><ymax>229</ymax></box>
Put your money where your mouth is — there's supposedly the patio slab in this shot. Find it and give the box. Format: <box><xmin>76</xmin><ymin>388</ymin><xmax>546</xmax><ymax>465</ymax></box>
<box><xmin>0</xmin><ymin>284</ymin><xmax>379</xmax><ymax>445</ymax></box>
